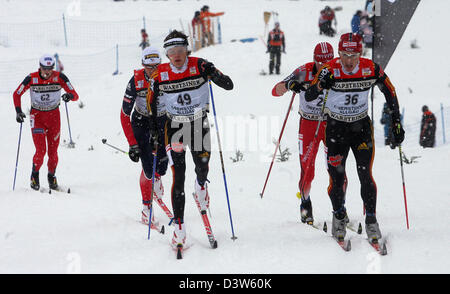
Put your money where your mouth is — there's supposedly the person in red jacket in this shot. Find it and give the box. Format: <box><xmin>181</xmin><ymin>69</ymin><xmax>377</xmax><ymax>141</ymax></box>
<box><xmin>272</xmin><ymin>42</ymin><xmax>334</xmax><ymax>224</ymax></box>
<box><xmin>318</xmin><ymin>6</ymin><xmax>336</xmax><ymax>37</ymax></box>
<box><xmin>139</xmin><ymin>29</ymin><xmax>149</xmax><ymax>50</ymax></box>
<box><xmin>13</xmin><ymin>54</ymin><xmax>79</xmax><ymax>191</ymax></box>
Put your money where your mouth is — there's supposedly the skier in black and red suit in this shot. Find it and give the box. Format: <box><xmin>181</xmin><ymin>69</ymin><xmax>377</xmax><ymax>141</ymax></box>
<box><xmin>120</xmin><ymin>46</ymin><xmax>173</xmax><ymax>228</ymax></box>
<box><xmin>147</xmin><ymin>30</ymin><xmax>233</xmax><ymax>250</ymax></box>
<box><xmin>13</xmin><ymin>54</ymin><xmax>79</xmax><ymax>191</ymax></box>
<box><xmin>305</xmin><ymin>33</ymin><xmax>405</xmax><ymax>243</ymax></box>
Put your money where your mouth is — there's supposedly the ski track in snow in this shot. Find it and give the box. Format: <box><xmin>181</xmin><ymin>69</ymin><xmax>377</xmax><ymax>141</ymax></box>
<box><xmin>0</xmin><ymin>0</ymin><xmax>449</xmax><ymax>274</ymax></box>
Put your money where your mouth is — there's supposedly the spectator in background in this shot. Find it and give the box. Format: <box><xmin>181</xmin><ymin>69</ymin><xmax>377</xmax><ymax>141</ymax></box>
<box><xmin>139</xmin><ymin>29</ymin><xmax>149</xmax><ymax>50</ymax></box>
<box><xmin>192</xmin><ymin>10</ymin><xmax>202</xmax><ymax>36</ymax></box>
<box><xmin>420</xmin><ymin>105</ymin><xmax>437</xmax><ymax>148</ymax></box>
<box><xmin>318</xmin><ymin>6</ymin><xmax>336</xmax><ymax>37</ymax></box>
<box><xmin>200</xmin><ymin>5</ymin><xmax>225</xmax><ymax>46</ymax></box>
<box><xmin>351</xmin><ymin>10</ymin><xmax>362</xmax><ymax>34</ymax></box>
<box><xmin>359</xmin><ymin>12</ymin><xmax>373</xmax><ymax>49</ymax></box>
<box><xmin>192</xmin><ymin>10</ymin><xmax>203</xmax><ymax>50</ymax></box>
<box><xmin>365</xmin><ymin>0</ymin><xmax>374</xmax><ymax>13</ymax></box>
<box><xmin>266</xmin><ymin>21</ymin><xmax>285</xmax><ymax>75</ymax></box>
<box><xmin>54</xmin><ymin>53</ymin><xmax>64</xmax><ymax>72</ymax></box>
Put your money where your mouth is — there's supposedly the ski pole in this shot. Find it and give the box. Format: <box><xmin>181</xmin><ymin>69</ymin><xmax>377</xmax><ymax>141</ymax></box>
<box><xmin>398</xmin><ymin>145</ymin><xmax>410</xmax><ymax>229</ymax></box>
<box><xmin>13</xmin><ymin>123</ymin><xmax>23</xmax><ymax>191</ymax></box>
<box><xmin>147</xmin><ymin>146</ymin><xmax>158</xmax><ymax>240</ymax></box>
<box><xmin>208</xmin><ymin>80</ymin><xmax>237</xmax><ymax>241</ymax></box>
<box><xmin>260</xmin><ymin>92</ymin><xmax>296</xmax><ymax>198</ymax></box>
<box><xmin>64</xmin><ymin>101</ymin><xmax>75</xmax><ymax>148</ymax></box>
<box><xmin>101</xmin><ymin>138</ymin><xmax>128</xmax><ymax>154</ymax></box>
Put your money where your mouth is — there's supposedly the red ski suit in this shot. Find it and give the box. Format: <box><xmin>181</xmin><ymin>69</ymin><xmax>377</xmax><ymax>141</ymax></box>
<box><xmin>13</xmin><ymin>70</ymin><xmax>79</xmax><ymax>174</ymax></box>
<box><xmin>272</xmin><ymin>62</ymin><xmax>327</xmax><ymax>199</ymax></box>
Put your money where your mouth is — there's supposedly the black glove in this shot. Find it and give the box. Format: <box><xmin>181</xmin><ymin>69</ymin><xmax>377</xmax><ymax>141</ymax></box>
<box><xmin>318</xmin><ymin>67</ymin><xmax>335</xmax><ymax>89</ymax></box>
<box><xmin>266</xmin><ymin>46</ymin><xmax>271</xmax><ymax>53</ymax></box>
<box><xmin>62</xmin><ymin>93</ymin><xmax>74</xmax><ymax>102</ymax></box>
<box><xmin>391</xmin><ymin>118</ymin><xmax>405</xmax><ymax>147</ymax></box>
<box><xmin>16</xmin><ymin>108</ymin><xmax>26</xmax><ymax>123</ymax></box>
<box><xmin>286</xmin><ymin>80</ymin><xmax>307</xmax><ymax>93</ymax></box>
<box><xmin>128</xmin><ymin>145</ymin><xmax>140</xmax><ymax>162</ymax></box>
<box><xmin>203</xmin><ymin>61</ymin><xmax>217</xmax><ymax>77</ymax></box>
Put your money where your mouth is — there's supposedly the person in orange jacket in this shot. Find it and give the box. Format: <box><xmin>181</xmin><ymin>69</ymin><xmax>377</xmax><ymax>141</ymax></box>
<box><xmin>199</xmin><ymin>5</ymin><xmax>224</xmax><ymax>46</ymax></box>
<box><xmin>266</xmin><ymin>22</ymin><xmax>285</xmax><ymax>75</ymax></box>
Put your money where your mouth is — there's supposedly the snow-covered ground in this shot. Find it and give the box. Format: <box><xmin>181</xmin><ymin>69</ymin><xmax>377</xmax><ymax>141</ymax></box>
<box><xmin>0</xmin><ymin>0</ymin><xmax>449</xmax><ymax>274</ymax></box>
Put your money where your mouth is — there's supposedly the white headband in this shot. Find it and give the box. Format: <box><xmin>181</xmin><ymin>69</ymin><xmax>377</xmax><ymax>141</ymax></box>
<box><xmin>163</xmin><ymin>37</ymin><xmax>188</xmax><ymax>50</ymax></box>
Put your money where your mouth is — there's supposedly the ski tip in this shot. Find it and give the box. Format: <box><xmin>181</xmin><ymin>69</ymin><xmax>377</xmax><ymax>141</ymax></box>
<box><xmin>357</xmin><ymin>222</ymin><xmax>363</xmax><ymax>234</ymax></box>
<box><xmin>345</xmin><ymin>240</ymin><xmax>352</xmax><ymax>251</ymax></box>
<box><xmin>176</xmin><ymin>244</ymin><xmax>183</xmax><ymax>260</ymax></box>
<box><xmin>160</xmin><ymin>225</ymin><xmax>165</xmax><ymax>235</ymax></box>
<box><xmin>380</xmin><ymin>243</ymin><xmax>388</xmax><ymax>255</ymax></box>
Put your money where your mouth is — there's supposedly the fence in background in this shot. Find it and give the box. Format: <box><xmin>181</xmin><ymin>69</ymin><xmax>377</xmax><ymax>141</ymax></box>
<box><xmin>0</xmin><ymin>15</ymin><xmax>178</xmax><ymax>48</ymax></box>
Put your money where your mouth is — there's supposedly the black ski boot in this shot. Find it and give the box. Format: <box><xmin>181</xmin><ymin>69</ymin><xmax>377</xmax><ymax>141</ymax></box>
<box><xmin>300</xmin><ymin>198</ymin><xmax>314</xmax><ymax>224</ymax></box>
<box><xmin>48</xmin><ymin>173</ymin><xmax>58</xmax><ymax>190</ymax></box>
<box><xmin>30</xmin><ymin>171</ymin><xmax>40</xmax><ymax>191</ymax></box>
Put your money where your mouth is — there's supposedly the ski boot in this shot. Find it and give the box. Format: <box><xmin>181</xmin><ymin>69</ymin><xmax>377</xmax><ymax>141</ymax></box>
<box><xmin>30</xmin><ymin>171</ymin><xmax>40</xmax><ymax>191</ymax></box>
<box><xmin>332</xmin><ymin>208</ymin><xmax>348</xmax><ymax>241</ymax></box>
<box><xmin>141</xmin><ymin>204</ymin><xmax>162</xmax><ymax>229</ymax></box>
<box><xmin>365</xmin><ymin>215</ymin><xmax>382</xmax><ymax>243</ymax></box>
<box><xmin>171</xmin><ymin>219</ymin><xmax>186</xmax><ymax>249</ymax></box>
<box><xmin>152</xmin><ymin>175</ymin><xmax>164</xmax><ymax>199</ymax></box>
<box><xmin>300</xmin><ymin>198</ymin><xmax>314</xmax><ymax>225</ymax></box>
<box><xmin>48</xmin><ymin>173</ymin><xmax>58</xmax><ymax>190</ymax></box>
<box><xmin>141</xmin><ymin>205</ymin><xmax>151</xmax><ymax>225</ymax></box>
<box><xmin>194</xmin><ymin>179</ymin><xmax>210</xmax><ymax>212</ymax></box>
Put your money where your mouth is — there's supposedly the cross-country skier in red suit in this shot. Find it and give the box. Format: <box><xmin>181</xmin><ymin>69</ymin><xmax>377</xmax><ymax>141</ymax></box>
<box><xmin>272</xmin><ymin>42</ymin><xmax>334</xmax><ymax>225</ymax></box>
<box><xmin>13</xmin><ymin>54</ymin><xmax>79</xmax><ymax>191</ymax></box>
<box><xmin>120</xmin><ymin>46</ymin><xmax>173</xmax><ymax>229</ymax></box>
<box><xmin>305</xmin><ymin>33</ymin><xmax>405</xmax><ymax>243</ymax></box>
